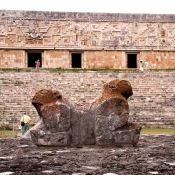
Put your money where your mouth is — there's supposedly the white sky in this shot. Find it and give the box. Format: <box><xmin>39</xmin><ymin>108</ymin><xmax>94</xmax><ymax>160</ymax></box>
<box><xmin>0</xmin><ymin>0</ymin><xmax>175</xmax><ymax>14</ymax></box>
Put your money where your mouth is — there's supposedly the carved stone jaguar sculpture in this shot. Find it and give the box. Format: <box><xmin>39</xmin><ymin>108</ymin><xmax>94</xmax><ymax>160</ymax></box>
<box><xmin>30</xmin><ymin>79</ymin><xmax>142</xmax><ymax>147</ymax></box>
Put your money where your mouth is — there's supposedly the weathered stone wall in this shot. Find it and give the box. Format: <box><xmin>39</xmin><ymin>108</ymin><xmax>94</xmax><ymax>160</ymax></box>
<box><xmin>140</xmin><ymin>51</ymin><xmax>175</xmax><ymax>69</ymax></box>
<box><xmin>0</xmin><ymin>10</ymin><xmax>175</xmax><ymax>69</ymax></box>
<box><xmin>0</xmin><ymin>50</ymin><xmax>25</xmax><ymax>68</ymax></box>
<box><xmin>0</xmin><ymin>50</ymin><xmax>175</xmax><ymax>69</ymax></box>
<box><xmin>44</xmin><ymin>50</ymin><xmax>69</xmax><ymax>68</ymax></box>
<box><xmin>85</xmin><ymin>51</ymin><xmax>125</xmax><ymax>69</ymax></box>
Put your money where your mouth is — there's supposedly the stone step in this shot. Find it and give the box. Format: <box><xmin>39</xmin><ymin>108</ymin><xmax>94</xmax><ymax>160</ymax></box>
<box><xmin>1</xmin><ymin>70</ymin><xmax>175</xmax><ymax>129</ymax></box>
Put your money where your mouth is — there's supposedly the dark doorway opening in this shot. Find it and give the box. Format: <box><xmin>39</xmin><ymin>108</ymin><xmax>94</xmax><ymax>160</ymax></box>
<box><xmin>127</xmin><ymin>54</ymin><xmax>137</xmax><ymax>68</ymax></box>
<box><xmin>72</xmin><ymin>53</ymin><xmax>81</xmax><ymax>68</ymax></box>
<box><xmin>27</xmin><ymin>53</ymin><xmax>42</xmax><ymax>67</ymax></box>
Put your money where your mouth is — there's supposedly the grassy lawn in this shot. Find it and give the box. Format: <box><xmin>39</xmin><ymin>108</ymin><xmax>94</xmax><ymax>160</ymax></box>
<box><xmin>0</xmin><ymin>128</ymin><xmax>175</xmax><ymax>138</ymax></box>
<box><xmin>0</xmin><ymin>130</ymin><xmax>21</xmax><ymax>138</ymax></box>
<box><xmin>141</xmin><ymin>128</ymin><xmax>175</xmax><ymax>135</ymax></box>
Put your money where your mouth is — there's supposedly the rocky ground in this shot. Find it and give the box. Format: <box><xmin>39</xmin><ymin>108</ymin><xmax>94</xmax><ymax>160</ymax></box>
<box><xmin>0</xmin><ymin>135</ymin><xmax>175</xmax><ymax>175</ymax></box>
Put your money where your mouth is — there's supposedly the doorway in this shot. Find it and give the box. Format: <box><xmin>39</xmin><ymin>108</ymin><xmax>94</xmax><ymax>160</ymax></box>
<box><xmin>27</xmin><ymin>52</ymin><xmax>42</xmax><ymax>67</ymax></box>
<box><xmin>127</xmin><ymin>54</ymin><xmax>137</xmax><ymax>68</ymax></box>
<box><xmin>71</xmin><ymin>53</ymin><xmax>81</xmax><ymax>68</ymax></box>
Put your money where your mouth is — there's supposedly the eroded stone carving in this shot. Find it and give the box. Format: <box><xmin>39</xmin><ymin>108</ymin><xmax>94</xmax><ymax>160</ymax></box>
<box><xmin>30</xmin><ymin>79</ymin><xmax>142</xmax><ymax>147</ymax></box>
<box><xmin>1</xmin><ymin>15</ymin><xmax>175</xmax><ymax>49</ymax></box>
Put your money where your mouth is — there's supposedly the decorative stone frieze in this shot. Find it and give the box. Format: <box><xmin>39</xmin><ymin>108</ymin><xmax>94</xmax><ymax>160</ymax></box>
<box><xmin>0</xmin><ymin>10</ymin><xmax>175</xmax><ymax>50</ymax></box>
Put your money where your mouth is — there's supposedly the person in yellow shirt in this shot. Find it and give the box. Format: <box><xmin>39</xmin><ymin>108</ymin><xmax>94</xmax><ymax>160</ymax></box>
<box><xmin>20</xmin><ymin>113</ymin><xmax>31</xmax><ymax>135</ymax></box>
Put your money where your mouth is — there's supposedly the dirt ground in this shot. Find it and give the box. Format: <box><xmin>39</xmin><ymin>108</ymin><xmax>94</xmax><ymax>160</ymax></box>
<box><xmin>0</xmin><ymin>135</ymin><xmax>175</xmax><ymax>175</ymax></box>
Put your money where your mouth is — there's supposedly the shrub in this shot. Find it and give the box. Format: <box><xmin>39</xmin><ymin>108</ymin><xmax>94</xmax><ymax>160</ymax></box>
<box><xmin>0</xmin><ymin>124</ymin><xmax>12</xmax><ymax>130</ymax></box>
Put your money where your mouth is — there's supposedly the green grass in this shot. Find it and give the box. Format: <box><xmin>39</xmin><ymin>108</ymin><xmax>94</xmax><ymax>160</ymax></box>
<box><xmin>0</xmin><ymin>130</ymin><xmax>21</xmax><ymax>138</ymax></box>
<box><xmin>0</xmin><ymin>128</ymin><xmax>175</xmax><ymax>138</ymax></box>
<box><xmin>141</xmin><ymin>128</ymin><xmax>175</xmax><ymax>134</ymax></box>
<box><xmin>1</xmin><ymin>68</ymin><xmax>175</xmax><ymax>73</ymax></box>
<box><xmin>0</xmin><ymin>68</ymin><xmax>32</xmax><ymax>72</ymax></box>
<box><xmin>0</xmin><ymin>68</ymin><xmax>132</xmax><ymax>73</ymax></box>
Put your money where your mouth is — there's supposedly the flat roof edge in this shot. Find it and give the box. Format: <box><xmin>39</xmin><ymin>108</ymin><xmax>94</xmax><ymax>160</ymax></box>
<box><xmin>1</xmin><ymin>10</ymin><xmax>175</xmax><ymax>22</ymax></box>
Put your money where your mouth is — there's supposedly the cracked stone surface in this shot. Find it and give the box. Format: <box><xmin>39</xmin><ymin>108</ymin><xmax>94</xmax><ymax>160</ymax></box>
<box><xmin>0</xmin><ymin>134</ymin><xmax>175</xmax><ymax>175</ymax></box>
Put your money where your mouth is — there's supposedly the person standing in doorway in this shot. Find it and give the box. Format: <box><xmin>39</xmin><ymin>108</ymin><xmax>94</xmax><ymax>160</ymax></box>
<box><xmin>139</xmin><ymin>61</ymin><xmax>144</xmax><ymax>72</ymax></box>
<box><xmin>35</xmin><ymin>59</ymin><xmax>40</xmax><ymax>72</ymax></box>
<box><xmin>20</xmin><ymin>113</ymin><xmax>31</xmax><ymax>135</ymax></box>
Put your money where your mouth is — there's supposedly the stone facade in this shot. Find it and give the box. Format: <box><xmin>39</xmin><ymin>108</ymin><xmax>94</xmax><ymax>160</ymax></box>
<box><xmin>0</xmin><ymin>10</ymin><xmax>175</xmax><ymax>69</ymax></box>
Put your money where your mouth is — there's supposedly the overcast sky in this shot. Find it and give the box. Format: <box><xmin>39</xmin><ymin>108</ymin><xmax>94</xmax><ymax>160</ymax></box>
<box><xmin>0</xmin><ymin>0</ymin><xmax>175</xmax><ymax>14</ymax></box>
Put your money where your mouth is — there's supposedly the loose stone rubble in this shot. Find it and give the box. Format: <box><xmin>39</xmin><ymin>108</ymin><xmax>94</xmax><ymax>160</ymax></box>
<box><xmin>0</xmin><ymin>134</ymin><xmax>175</xmax><ymax>175</ymax></box>
<box><xmin>30</xmin><ymin>79</ymin><xmax>141</xmax><ymax>147</ymax></box>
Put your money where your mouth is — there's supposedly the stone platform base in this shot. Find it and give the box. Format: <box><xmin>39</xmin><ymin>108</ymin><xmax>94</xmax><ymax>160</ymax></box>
<box><xmin>0</xmin><ymin>135</ymin><xmax>175</xmax><ymax>174</ymax></box>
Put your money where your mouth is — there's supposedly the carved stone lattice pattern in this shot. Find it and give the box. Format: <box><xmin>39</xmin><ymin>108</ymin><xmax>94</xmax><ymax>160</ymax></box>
<box><xmin>1</xmin><ymin>10</ymin><xmax>175</xmax><ymax>49</ymax></box>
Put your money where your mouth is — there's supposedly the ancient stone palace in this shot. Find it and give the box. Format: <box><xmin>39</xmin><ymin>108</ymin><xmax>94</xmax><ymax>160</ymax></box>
<box><xmin>0</xmin><ymin>10</ymin><xmax>175</xmax><ymax>69</ymax></box>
